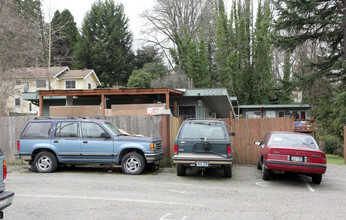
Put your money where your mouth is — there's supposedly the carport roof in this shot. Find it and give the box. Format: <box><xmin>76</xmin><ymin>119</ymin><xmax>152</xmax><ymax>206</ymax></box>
<box><xmin>239</xmin><ymin>104</ymin><xmax>310</xmax><ymax>109</ymax></box>
<box><xmin>177</xmin><ymin>88</ymin><xmax>236</xmax><ymax>118</ymax></box>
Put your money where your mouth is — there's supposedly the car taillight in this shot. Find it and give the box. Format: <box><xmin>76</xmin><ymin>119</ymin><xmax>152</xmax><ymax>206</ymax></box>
<box><xmin>3</xmin><ymin>161</ymin><xmax>7</xmax><ymax>181</ymax></box>
<box><xmin>307</xmin><ymin>156</ymin><xmax>326</xmax><ymax>164</ymax></box>
<box><xmin>174</xmin><ymin>144</ymin><xmax>178</xmax><ymax>155</ymax></box>
<box><xmin>227</xmin><ymin>145</ymin><xmax>232</xmax><ymax>157</ymax></box>
<box><xmin>17</xmin><ymin>140</ymin><xmax>20</xmax><ymax>151</ymax></box>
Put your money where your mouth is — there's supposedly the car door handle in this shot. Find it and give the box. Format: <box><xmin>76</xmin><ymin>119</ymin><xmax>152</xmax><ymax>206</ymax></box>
<box><xmin>83</xmin><ymin>141</ymin><xmax>88</xmax><ymax>144</ymax></box>
<box><xmin>54</xmin><ymin>140</ymin><xmax>58</xmax><ymax>143</ymax></box>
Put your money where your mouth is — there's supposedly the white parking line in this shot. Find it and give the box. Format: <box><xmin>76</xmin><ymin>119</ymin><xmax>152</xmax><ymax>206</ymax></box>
<box><xmin>16</xmin><ymin>194</ymin><xmax>206</xmax><ymax>207</ymax></box>
<box><xmin>160</xmin><ymin>213</ymin><xmax>187</xmax><ymax>220</ymax></box>
<box><xmin>299</xmin><ymin>175</ymin><xmax>315</xmax><ymax>192</ymax></box>
<box><xmin>255</xmin><ymin>182</ymin><xmax>268</xmax><ymax>187</ymax></box>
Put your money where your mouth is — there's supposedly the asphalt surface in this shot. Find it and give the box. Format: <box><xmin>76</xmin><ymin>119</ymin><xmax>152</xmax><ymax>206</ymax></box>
<box><xmin>4</xmin><ymin>164</ymin><xmax>346</xmax><ymax>220</ymax></box>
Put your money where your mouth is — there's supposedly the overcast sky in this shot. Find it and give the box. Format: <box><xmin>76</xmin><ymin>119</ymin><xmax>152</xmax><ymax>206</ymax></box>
<box><xmin>42</xmin><ymin>0</ymin><xmax>156</xmax><ymax>47</ymax></box>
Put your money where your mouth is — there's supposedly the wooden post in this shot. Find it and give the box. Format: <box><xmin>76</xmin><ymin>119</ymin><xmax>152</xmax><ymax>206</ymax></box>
<box><xmin>101</xmin><ymin>94</ymin><xmax>105</xmax><ymax>116</ymax></box>
<box><xmin>39</xmin><ymin>94</ymin><xmax>43</xmax><ymax>116</ymax></box>
<box><xmin>160</xmin><ymin>115</ymin><xmax>171</xmax><ymax>166</ymax></box>
<box><xmin>165</xmin><ymin>92</ymin><xmax>170</xmax><ymax>109</ymax></box>
<box><xmin>174</xmin><ymin>101</ymin><xmax>178</xmax><ymax>117</ymax></box>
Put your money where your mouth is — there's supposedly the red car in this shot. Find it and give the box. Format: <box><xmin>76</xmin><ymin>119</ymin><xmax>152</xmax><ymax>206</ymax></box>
<box><xmin>255</xmin><ymin>131</ymin><xmax>327</xmax><ymax>184</ymax></box>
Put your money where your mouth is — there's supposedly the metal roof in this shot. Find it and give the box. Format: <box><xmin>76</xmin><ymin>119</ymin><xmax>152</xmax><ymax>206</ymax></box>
<box><xmin>239</xmin><ymin>104</ymin><xmax>310</xmax><ymax>109</ymax></box>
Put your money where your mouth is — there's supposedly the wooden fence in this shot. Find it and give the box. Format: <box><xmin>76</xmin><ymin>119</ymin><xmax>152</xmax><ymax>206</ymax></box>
<box><xmin>1</xmin><ymin>115</ymin><xmax>315</xmax><ymax>166</ymax></box>
<box><xmin>225</xmin><ymin>117</ymin><xmax>295</xmax><ymax>165</ymax></box>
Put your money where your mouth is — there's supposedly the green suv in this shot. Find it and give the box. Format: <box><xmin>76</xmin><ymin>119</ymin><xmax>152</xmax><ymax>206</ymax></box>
<box><xmin>172</xmin><ymin>120</ymin><xmax>234</xmax><ymax>178</ymax></box>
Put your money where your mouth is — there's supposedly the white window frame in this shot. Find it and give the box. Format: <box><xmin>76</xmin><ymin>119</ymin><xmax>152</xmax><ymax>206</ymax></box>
<box><xmin>65</xmin><ymin>80</ymin><xmax>76</xmax><ymax>89</ymax></box>
<box><xmin>88</xmin><ymin>83</ymin><xmax>92</xmax><ymax>89</ymax></box>
<box><xmin>36</xmin><ymin>79</ymin><xmax>46</xmax><ymax>88</ymax></box>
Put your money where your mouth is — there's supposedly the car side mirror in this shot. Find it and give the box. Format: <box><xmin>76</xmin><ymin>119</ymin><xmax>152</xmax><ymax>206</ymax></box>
<box><xmin>100</xmin><ymin>132</ymin><xmax>111</xmax><ymax>139</ymax></box>
<box><xmin>254</xmin><ymin>141</ymin><xmax>261</xmax><ymax>146</ymax></box>
<box><xmin>229</xmin><ymin>132</ymin><xmax>235</xmax><ymax>136</ymax></box>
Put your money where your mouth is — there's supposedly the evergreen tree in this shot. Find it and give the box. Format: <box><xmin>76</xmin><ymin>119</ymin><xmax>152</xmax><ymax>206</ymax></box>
<box><xmin>273</xmin><ymin>0</ymin><xmax>345</xmax><ymax>84</ymax></box>
<box><xmin>73</xmin><ymin>0</ymin><xmax>134</xmax><ymax>86</ymax></box>
<box><xmin>185</xmin><ymin>40</ymin><xmax>210</xmax><ymax>88</ymax></box>
<box><xmin>279</xmin><ymin>50</ymin><xmax>292</xmax><ymax>103</ymax></box>
<box><xmin>134</xmin><ymin>45</ymin><xmax>162</xmax><ymax>70</ymax></box>
<box><xmin>51</xmin><ymin>9</ymin><xmax>79</xmax><ymax>66</ymax></box>
<box><xmin>252</xmin><ymin>0</ymin><xmax>273</xmax><ymax>104</ymax></box>
<box><xmin>215</xmin><ymin>0</ymin><xmax>231</xmax><ymax>89</ymax></box>
<box><xmin>127</xmin><ymin>70</ymin><xmax>152</xmax><ymax>88</ymax></box>
<box><xmin>273</xmin><ymin>0</ymin><xmax>345</xmax><ymax>139</ymax></box>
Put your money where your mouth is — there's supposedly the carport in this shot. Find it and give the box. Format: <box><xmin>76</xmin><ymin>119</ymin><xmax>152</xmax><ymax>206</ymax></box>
<box><xmin>33</xmin><ymin>88</ymin><xmax>184</xmax><ymax>116</ymax></box>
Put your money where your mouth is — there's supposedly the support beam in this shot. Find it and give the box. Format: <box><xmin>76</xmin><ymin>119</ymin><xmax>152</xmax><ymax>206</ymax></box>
<box><xmin>165</xmin><ymin>92</ymin><xmax>169</xmax><ymax>109</ymax></box>
<box><xmin>173</xmin><ymin>101</ymin><xmax>178</xmax><ymax>117</ymax></box>
<box><xmin>39</xmin><ymin>94</ymin><xmax>43</xmax><ymax>116</ymax></box>
<box><xmin>101</xmin><ymin>94</ymin><xmax>105</xmax><ymax>116</ymax></box>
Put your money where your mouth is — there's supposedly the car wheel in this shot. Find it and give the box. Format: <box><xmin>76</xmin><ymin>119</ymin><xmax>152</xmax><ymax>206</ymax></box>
<box><xmin>262</xmin><ymin>163</ymin><xmax>270</xmax><ymax>180</ymax></box>
<box><xmin>176</xmin><ymin>164</ymin><xmax>186</xmax><ymax>176</ymax></box>
<box><xmin>224</xmin><ymin>165</ymin><xmax>232</xmax><ymax>178</ymax></box>
<box><xmin>34</xmin><ymin>151</ymin><xmax>58</xmax><ymax>173</ymax></box>
<box><xmin>257</xmin><ymin>158</ymin><xmax>262</xmax><ymax>170</ymax></box>
<box><xmin>121</xmin><ymin>152</ymin><xmax>145</xmax><ymax>175</ymax></box>
<box><xmin>312</xmin><ymin>174</ymin><xmax>322</xmax><ymax>184</ymax></box>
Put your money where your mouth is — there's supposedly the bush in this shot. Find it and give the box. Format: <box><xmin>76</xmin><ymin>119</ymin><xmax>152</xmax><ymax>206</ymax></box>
<box><xmin>323</xmin><ymin>135</ymin><xmax>341</xmax><ymax>155</ymax></box>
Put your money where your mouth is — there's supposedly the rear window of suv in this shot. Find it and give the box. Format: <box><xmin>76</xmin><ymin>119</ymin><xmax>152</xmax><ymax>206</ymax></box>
<box><xmin>21</xmin><ymin>122</ymin><xmax>52</xmax><ymax>139</ymax></box>
<box><xmin>179</xmin><ymin>122</ymin><xmax>226</xmax><ymax>140</ymax></box>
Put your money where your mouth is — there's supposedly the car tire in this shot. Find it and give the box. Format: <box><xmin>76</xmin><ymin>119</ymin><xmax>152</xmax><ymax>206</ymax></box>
<box><xmin>121</xmin><ymin>152</ymin><xmax>145</xmax><ymax>175</ymax></box>
<box><xmin>34</xmin><ymin>151</ymin><xmax>58</xmax><ymax>173</ymax></box>
<box><xmin>257</xmin><ymin>158</ymin><xmax>262</xmax><ymax>170</ymax></box>
<box><xmin>176</xmin><ymin>164</ymin><xmax>186</xmax><ymax>176</ymax></box>
<box><xmin>224</xmin><ymin>165</ymin><xmax>232</xmax><ymax>178</ymax></box>
<box><xmin>312</xmin><ymin>174</ymin><xmax>322</xmax><ymax>184</ymax></box>
<box><xmin>262</xmin><ymin>163</ymin><xmax>270</xmax><ymax>180</ymax></box>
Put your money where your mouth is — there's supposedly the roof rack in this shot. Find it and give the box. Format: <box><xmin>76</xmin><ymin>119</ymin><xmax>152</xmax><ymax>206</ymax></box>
<box><xmin>34</xmin><ymin>117</ymin><xmax>52</xmax><ymax>120</ymax></box>
<box><xmin>34</xmin><ymin>116</ymin><xmax>86</xmax><ymax>120</ymax></box>
<box><xmin>186</xmin><ymin>118</ymin><xmax>222</xmax><ymax>121</ymax></box>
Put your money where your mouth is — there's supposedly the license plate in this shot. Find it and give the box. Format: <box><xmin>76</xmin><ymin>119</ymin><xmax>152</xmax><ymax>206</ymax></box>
<box><xmin>290</xmin><ymin>156</ymin><xmax>303</xmax><ymax>162</ymax></box>
<box><xmin>196</xmin><ymin>161</ymin><xmax>208</xmax><ymax>167</ymax></box>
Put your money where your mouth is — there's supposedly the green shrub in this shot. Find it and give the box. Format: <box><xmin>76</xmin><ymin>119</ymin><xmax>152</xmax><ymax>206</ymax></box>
<box><xmin>323</xmin><ymin>135</ymin><xmax>341</xmax><ymax>155</ymax></box>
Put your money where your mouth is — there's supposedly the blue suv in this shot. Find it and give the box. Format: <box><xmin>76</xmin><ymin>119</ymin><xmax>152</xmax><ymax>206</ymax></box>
<box><xmin>15</xmin><ymin>118</ymin><xmax>163</xmax><ymax>175</ymax></box>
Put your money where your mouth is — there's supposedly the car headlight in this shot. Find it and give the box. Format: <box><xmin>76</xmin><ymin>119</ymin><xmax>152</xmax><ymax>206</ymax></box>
<box><xmin>150</xmin><ymin>143</ymin><xmax>156</xmax><ymax>151</ymax></box>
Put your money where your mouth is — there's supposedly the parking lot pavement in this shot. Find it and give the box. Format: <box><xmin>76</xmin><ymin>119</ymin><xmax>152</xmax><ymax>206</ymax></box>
<box><xmin>4</xmin><ymin>164</ymin><xmax>346</xmax><ymax>220</ymax></box>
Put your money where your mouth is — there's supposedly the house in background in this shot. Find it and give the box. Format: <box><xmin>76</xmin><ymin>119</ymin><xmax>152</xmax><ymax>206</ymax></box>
<box><xmin>4</xmin><ymin>66</ymin><xmax>100</xmax><ymax>115</ymax></box>
<box><xmin>237</xmin><ymin>104</ymin><xmax>314</xmax><ymax>136</ymax></box>
<box><xmin>238</xmin><ymin>104</ymin><xmax>311</xmax><ymax>120</ymax></box>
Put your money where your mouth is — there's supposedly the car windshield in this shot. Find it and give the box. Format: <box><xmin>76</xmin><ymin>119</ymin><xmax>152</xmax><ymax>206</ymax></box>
<box><xmin>268</xmin><ymin>133</ymin><xmax>319</xmax><ymax>149</ymax></box>
<box><xmin>102</xmin><ymin>121</ymin><xmax>120</xmax><ymax>136</ymax></box>
<box><xmin>179</xmin><ymin>122</ymin><xmax>226</xmax><ymax>140</ymax></box>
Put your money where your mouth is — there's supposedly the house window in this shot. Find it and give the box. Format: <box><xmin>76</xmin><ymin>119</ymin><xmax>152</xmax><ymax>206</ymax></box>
<box><xmin>14</xmin><ymin>98</ymin><xmax>21</xmax><ymax>106</ymax></box>
<box><xmin>88</xmin><ymin>83</ymin><xmax>92</xmax><ymax>89</ymax></box>
<box><xmin>65</xmin><ymin>81</ymin><xmax>76</xmax><ymax>89</ymax></box>
<box><xmin>279</xmin><ymin>112</ymin><xmax>285</xmax><ymax>117</ymax></box>
<box><xmin>15</xmin><ymin>80</ymin><xmax>21</xmax><ymax>86</ymax></box>
<box><xmin>36</xmin><ymin>79</ymin><xmax>46</xmax><ymax>88</ymax></box>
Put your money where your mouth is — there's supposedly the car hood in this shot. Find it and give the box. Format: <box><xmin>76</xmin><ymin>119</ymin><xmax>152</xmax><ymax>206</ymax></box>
<box><xmin>115</xmin><ymin>135</ymin><xmax>161</xmax><ymax>143</ymax></box>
